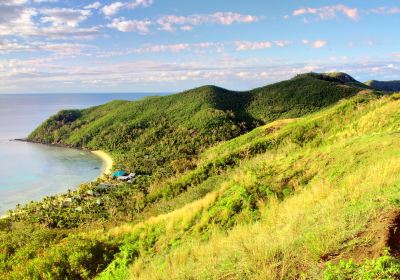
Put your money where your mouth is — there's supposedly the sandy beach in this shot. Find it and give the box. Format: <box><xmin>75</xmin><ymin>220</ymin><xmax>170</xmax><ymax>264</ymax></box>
<box><xmin>92</xmin><ymin>150</ymin><xmax>113</xmax><ymax>175</ymax></box>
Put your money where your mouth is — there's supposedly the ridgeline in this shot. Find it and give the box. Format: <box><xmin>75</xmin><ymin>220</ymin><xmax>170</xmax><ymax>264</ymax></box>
<box><xmin>365</xmin><ymin>80</ymin><xmax>400</xmax><ymax>92</ymax></box>
<box><xmin>28</xmin><ymin>72</ymin><xmax>366</xmax><ymax>177</ymax></box>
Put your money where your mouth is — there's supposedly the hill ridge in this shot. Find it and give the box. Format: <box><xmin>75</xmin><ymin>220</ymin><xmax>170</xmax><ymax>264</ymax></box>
<box><xmin>365</xmin><ymin>79</ymin><xmax>400</xmax><ymax>92</ymax></box>
<box><xmin>28</xmin><ymin>72</ymin><xmax>367</xmax><ymax>177</ymax></box>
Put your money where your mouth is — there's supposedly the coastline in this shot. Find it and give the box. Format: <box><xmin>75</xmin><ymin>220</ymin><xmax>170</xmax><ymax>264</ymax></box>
<box><xmin>0</xmin><ymin>144</ymin><xmax>114</xmax><ymax>221</ymax></box>
<box><xmin>92</xmin><ymin>150</ymin><xmax>113</xmax><ymax>175</ymax></box>
<box><xmin>14</xmin><ymin>139</ymin><xmax>114</xmax><ymax>175</ymax></box>
<box><xmin>14</xmin><ymin>138</ymin><xmax>90</xmax><ymax>151</ymax></box>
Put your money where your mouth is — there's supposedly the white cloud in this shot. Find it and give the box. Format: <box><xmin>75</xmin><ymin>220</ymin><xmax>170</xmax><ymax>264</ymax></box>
<box><xmin>36</xmin><ymin>26</ymin><xmax>100</xmax><ymax>39</ymax></box>
<box><xmin>0</xmin><ymin>1</ymin><xmax>101</xmax><ymax>39</ymax></box>
<box><xmin>274</xmin><ymin>40</ymin><xmax>290</xmax><ymax>47</ymax></box>
<box><xmin>0</xmin><ymin>5</ymin><xmax>38</xmax><ymax>36</ymax></box>
<box><xmin>213</xmin><ymin>12</ymin><xmax>259</xmax><ymax>25</ymax></box>
<box><xmin>156</xmin><ymin>12</ymin><xmax>260</xmax><ymax>32</ymax></box>
<box><xmin>368</xmin><ymin>7</ymin><xmax>400</xmax><ymax>15</ymax></box>
<box><xmin>108</xmin><ymin>18</ymin><xmax>152</xmax><ymax>33</ymax></box>
<box><xmin>293</xmin><ymin>5</ymin><xmax>359</xmax><ymax>21</ymax></box>
<box><xmin>313</xmin><ymin>40</ymin><xmax>327</xmax><ymax>48</ymax></box>
<box><xmin>128</xmin><ymin>42</ymin><xmax>223</xmax><ymax>54</ymax></box>
<box><xmin>127</xmin><ymin>0</ymin><xmax>153</xmax><ymax>9</ymax></box>
<box><xmin>102</xmin><ymin>2</ymin><xmax>125</xmax><ymax>17</ymax></box>
<box><xmin>132</xmin><ymin>43</ymin><xmax>190</xmax><ymax>53</ymax></box>
<box><xmin>102</xmin><ymin>0</ymin><xmax>153</xmax><ymax>16</ymax></box>
<box><xmin>108</xmin><ymin>12</ymin><xmax>260</xmax><ymax>33</ymax></box>
<box><xmin>0</xmin><ymin>1</ymin><xmax>33</xmax><ymax>24</ymax></box>
<box><xmin>1</xmin><ymin>55</ymin><xmax>399</xmax><ymax>93</ymax></box>
<box><xmin>235</xmin><ymin>41</ymin><xmax>272</xmax><ymax>51</ymax></box>
<box><xmin>180</xmin><ymin>25</ymin><xmax>193</xmax><ymax>31</ymax></box>
<box><xmin>0</xmin><ymin>39</ymin><xmax>31</xmax><ymax>53</ymax></box>
<box><xmin>0</xmin><ymin>40</ymin><xmax>93</xmax><ymax>57</ymax></box>
<box><xmin>4</xmin><ymin>0</ymin><xmax>29</xmax><ymax>5</ymax></box>
<box><xmin>293</xmin><ymin>8</ymin><xmax>306</xmax><ymax>16</ymax></box>
<box><xmin>234</xmin><ymin>40</ymin><xmax>289</xmax><ymax>49</ymax></box>
<box><xmin>302</xmin><ymin>39</ymin><xmax>328</xmax><ymax>48</ymax></box>
<box><xmin>84</xmin><ymin>2</ymin><xmax>102</xmax><ymax>10</ymax></box>
<box><xmin>33</xmin><ymin>0</ymin><xmax>59</xmax><ymax>3</ymax></box>
<box><xmin>40</xmin><ymin>8</ymin><xmax>91</xmax><ymax>27</ymax></box>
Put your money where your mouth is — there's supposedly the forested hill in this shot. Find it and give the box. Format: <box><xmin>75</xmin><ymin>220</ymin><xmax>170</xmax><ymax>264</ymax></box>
<box><xmin>28</xmin><ymin>72</ymin><xmax>369</xmax><ymax>178</ymax></box>
<box><xmin>365</xmin><ymin>80</ymin><xmax>400</xmax><ymax>92</ymax></box>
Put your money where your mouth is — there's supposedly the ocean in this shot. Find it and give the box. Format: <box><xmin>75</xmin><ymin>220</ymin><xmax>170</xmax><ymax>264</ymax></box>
<box><xmin>0</xmin><ymin>93</ymin><xmax>161</xmax><ymax>214</ymax></box>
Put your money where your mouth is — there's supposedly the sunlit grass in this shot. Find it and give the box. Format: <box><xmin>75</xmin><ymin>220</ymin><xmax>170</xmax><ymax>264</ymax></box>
<box><xmin>128</xmin><ymin>135</ymin><xmax>400</xmax><ymax>279</ymax></box>
<box><xmin>4</xmin><ymin>87</ymin><xmax>400</xmax><ymax>279</ymax></box>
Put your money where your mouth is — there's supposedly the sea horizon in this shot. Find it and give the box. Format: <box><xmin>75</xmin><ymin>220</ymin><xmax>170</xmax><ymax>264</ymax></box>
<box><xmin>0</xmin><ymin>92</ymin><xmax>171</xmax><ymax>95</ymax></box>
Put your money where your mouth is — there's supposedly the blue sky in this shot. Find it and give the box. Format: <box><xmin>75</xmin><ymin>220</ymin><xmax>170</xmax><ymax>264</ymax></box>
<box><xmin>0</xmin><ymin>0</ymin><xmax>399</xmax><ymax>93</ymax></box>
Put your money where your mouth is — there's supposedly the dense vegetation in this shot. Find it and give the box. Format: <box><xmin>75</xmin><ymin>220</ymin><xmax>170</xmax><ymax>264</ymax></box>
<box><xmin>3</xmin><ymin>73</ymin><xmax>400</xmax><ymax>279</ymax></box>
<box><xmin>28</xmin><ymin>72</ymin><xmax>364</xmax><ymax>178</ymax></box>
<box><xmin>20</xmin><ymin>73</ymin><xmax>366</xmax><ymax>227</ymax></box>
<box><xmin>365</xmin><ymin>80</ymin><xmax>400</xmax><ymax>92</ymax></box>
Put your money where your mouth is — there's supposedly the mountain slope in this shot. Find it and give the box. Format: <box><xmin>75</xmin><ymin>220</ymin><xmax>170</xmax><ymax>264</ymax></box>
<box><xmin>28</xmin><ymin>73</ymin><xmax>367</xmax><ymax>178</ymax></box>
<box><xmin>98</xmin><ymin>92</ymin><xmax>400</xmax><ymax>280</ymax></box>
<box><xmin>17</xmin><ymin>90</ymin><xmax>397</xmax><ymax>280</ymax></box>
<box><xmin>365</xmin><ymin>80</ymin><xmax>400</xmax><ymax>92</ymax></box>
<box><xmin>3</xmin><ymin>73</ymin><xmax>399</xmax><ymax>280</ymax></box>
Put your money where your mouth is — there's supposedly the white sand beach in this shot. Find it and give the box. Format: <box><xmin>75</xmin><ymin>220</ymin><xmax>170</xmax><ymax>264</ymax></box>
<box><xmin>92</xmin><ymin>150</ymin><xmax>113</xmax><ymax>175</ymax></box>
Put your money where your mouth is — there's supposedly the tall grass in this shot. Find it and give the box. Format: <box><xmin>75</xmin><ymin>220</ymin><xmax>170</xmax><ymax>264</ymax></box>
<box><xmin>94</xmin><ymin>93</ymin><xmax>400</xmax><ymax>279</ymax></box>
<box><xmin>128</xmin><ymin>135</ymin><xmax>400</xmax><ymax>279</ymax></box>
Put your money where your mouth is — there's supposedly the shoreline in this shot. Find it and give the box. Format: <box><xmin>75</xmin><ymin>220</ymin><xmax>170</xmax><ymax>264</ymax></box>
<box><xmin>0</xmin><ymin>148</ymin><xmax>114</xmax><ymax>220</ymax></box>
<box><xmin>92</xmin><ymin>150</ymin><xmax>113</xmax><ymax>175</ymax></box>
<box><xmin>13</xmin><ymin>139</ymin><xmax>114</xmax><ymax>176</ymax></box>
<box><xmin>13</xmin><ymin>138</ymin><xmax>90</xmax><ymax>151</ymax></box>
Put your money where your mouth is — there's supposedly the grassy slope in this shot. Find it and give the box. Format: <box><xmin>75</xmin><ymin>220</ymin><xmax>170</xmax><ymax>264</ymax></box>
<box><xmin>22</xmin><ymin>91</ymin><xmax>394</xmax><ymax>279</ymax></box>
<box><xmin>4</xmin><ymin>74</ymin><xmax>400</xmax><ymax>279</ymax></box>
<box><xmin>102</xmin><ymin>92</ymin><xmax>400</xmax><ymax>279</ymax></box>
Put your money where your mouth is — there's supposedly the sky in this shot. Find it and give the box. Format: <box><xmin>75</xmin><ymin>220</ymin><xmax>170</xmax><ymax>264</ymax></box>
<box><xmin>0</xmin><ymin>0</ymin><xmax>399</xmax><ymax>93</ymax></box>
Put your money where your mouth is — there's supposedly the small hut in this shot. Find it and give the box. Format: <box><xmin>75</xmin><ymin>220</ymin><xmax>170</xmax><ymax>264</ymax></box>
<box><xmin>117</xmin><ymin>173</ymin><xmax>136</xmax><ymax>181</ymax></box>
<box><xmin>112</xmin><ymin>170</ymin><xmax>127</xmax><ymax>178</ymax></box>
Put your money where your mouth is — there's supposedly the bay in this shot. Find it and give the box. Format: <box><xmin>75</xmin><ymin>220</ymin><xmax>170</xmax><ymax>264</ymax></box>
<box><xmin>0</xmin><ymin>93</ymin><xmax>162</xmax><ymax>214</ymax></box>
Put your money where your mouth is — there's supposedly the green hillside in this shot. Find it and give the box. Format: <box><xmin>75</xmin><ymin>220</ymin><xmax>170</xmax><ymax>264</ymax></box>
<box><xmin>4</xmin><ymin>73</ymin><xmax>400</xmax><ymax>279</ymax></box>
<box><xmin>365</xmin><ymin>80</ymin><xmax>400</xmax><ymax>92</ymax></box>
<box><xmin>105</xmin><ymin>92</ymin><xmax>400</xmax><ymax>280</ymax></box>
<box><xmin>28</xmin><ymin>72</ymin><xmax>365</xmax><ymax>178</ymax></box>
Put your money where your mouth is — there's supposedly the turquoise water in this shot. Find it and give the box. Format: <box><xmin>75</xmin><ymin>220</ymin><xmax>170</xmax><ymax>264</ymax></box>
<box><xmin>0</xmin><ymin>93</ymin><xmax>162</xmax><ymax>214</ymax></box>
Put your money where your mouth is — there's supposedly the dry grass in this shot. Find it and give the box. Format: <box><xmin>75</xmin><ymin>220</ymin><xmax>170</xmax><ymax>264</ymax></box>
<box><xmin>92</xmin><ymin>93</ymin><xmax>400</xmax><ymax>280</ymax></box>
<box><xmin>129</xmin><ymin>136</ymin><xmax>400</xmax><ymax>279</ymax></box>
